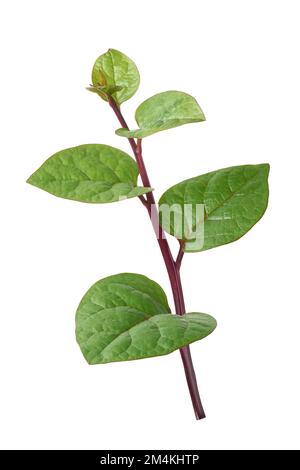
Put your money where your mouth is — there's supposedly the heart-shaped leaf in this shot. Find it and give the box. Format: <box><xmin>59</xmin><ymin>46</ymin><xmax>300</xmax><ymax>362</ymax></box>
<box><xmin>115</xmin><ymin>91</ymin><xmax>205</xmax><ymax>138</ymax></box>
<box><xmin>27</xmin><ymin>144</ymin><xmax>152</xmax><ymax>203</ymax></box>
<box><xmin>91</xmin><ymin>49</ymin><xmax>140</xmax><ymax>105</ymax></box>
<box><xmin>159</xmin><ymin>164</ymin><xmax>270</xmax><ymax>252</ymax></box>
<box><xmin>76</xmin><ymin>273</ymin><xmax>216</xmax><ymax>364</ymax></box>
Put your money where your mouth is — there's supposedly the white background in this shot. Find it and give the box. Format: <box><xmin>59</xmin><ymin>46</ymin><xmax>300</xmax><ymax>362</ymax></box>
<box><xmin>0</xmin><ymin>0</ymin><xmax>299</xmax><ymax>450</ymax></box>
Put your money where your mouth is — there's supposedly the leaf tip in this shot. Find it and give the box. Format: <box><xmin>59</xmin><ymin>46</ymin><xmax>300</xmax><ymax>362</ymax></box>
<box><xmin>26</xmin><ymin>175</ymin><xmax>34</xmax><ymax>185</ymax></box>
<box><xmin>257</xmin><ymin>163</ymin><xmax>270</xmax><ymax>178</ymax></box>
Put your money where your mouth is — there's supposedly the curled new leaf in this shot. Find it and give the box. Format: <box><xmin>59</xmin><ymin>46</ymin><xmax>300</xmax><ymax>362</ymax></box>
<box><xmin>76</xmin><ymin>273</ymin><xmax>217</xmax><ymax>364</ymax></box>
<box><xmin>159</xmin><ymin>164</ymin><xmax>270</xmax><ymax>252</ymax></box>
<box><xmin>27</xmin><ymin>144</ymin><xmax>152</xmax><ymax>203</ymax></box>
<box><xmin>116</xmin><ymin>91</ymin><xmax>205</xmax><ymax>138</ymax></box>
<box><xmin>91</xmin><ymin>49</ymin><xmax>140</xmax><ymax>104</ymax></box>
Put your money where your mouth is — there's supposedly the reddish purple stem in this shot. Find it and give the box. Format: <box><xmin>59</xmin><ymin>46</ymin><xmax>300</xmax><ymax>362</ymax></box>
<box><xmin>109</xmin><ymin>97</ymin><xmax>205</xmax><ymax>420</ymax></box>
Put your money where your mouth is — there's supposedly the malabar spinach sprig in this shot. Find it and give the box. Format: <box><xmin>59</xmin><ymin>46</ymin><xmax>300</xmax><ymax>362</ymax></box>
<box><xmin>27</xmin><ymin>49</ymin><xmax>269</xmax><ymax>419</ymax></box>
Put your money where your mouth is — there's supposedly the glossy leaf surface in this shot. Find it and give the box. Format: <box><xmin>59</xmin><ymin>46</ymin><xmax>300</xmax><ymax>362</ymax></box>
<box><xmin>159</xmin><ymin>164</ymin><xmax>270</xmax><ymax>251</ymax></box>
<box><xmin>27</xmin><ymin>144</ymin><xmax>151</xmax><ymax>203</ymax></box>
<box><xmin>76</xmin><ymin>273</ymin><xmax>216</xmax><ymax>364</ymax></box>
<box><xmin>116</xmin><ymin>91</ymin><xmax>205</xmax><ymax>138</ymax></box>
<box><xmin>91</xmin><ymin>49</ymin><xmax>140</xmax><ymax>104</ymax></box>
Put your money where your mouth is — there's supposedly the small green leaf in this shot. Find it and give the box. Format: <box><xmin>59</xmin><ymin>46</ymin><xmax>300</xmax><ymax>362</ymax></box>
<box><xmin>86</xmin><ymin>84</ymin><xmax>123</xmax><ymax>100</ymax></box>
<box><xmin>27</xmin><ymin>144</ymin><xmax>152</xmax><ymax>203</ymax></box>
<box><xmin>76</xmin><ymin>273</ymin><xmax>216</xmax><ymax>364</ymax></box>
<box><xmin>91</xmin><ymin>49</ymin><xmax>140</xmax><ymax>105</ymax></box>
<box><xmin>159</xmin><ymin>164</ymin><xmax>270</xmax><ymax>252</ymax></box>
<box><xmin>115</xmin><ymin>91</ymin><xmax>205</xmax><ymax>138</ymax></box>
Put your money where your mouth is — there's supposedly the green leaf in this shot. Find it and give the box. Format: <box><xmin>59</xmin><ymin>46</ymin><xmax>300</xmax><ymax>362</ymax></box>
<box><xmin>86</xmin><ymin>84</ymin><xmax>123</xmax><ymax>100</ymax></box>
<box><xmin>115</xmin><ymin>91</ymin><xmax>205</xmax><ymax>138</ymax></box>
<box><xmin>27</xmin><ymin>144</ymin><xmax>152</xmax><ymax>204</ymax></box>
<box><xmin>159</xmin><ymin>164</ymin><xmax>270</xmax><ymax>252</ymax></box>
<box><xmin>91</xmin><ymin>49</ymin><xmax>140</xmax><ymax>105</ymax></box>
<box><xmin>76</xmin><ymin>273</ymin><xmax>216</xmax><ymax>364</ymax></box>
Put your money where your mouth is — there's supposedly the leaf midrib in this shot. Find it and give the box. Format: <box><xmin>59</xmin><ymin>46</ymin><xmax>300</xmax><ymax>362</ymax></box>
<box><xmin>204</xmin><ymin>167</ymin><xmax>264</xmax><ymax>221</ymax></box>
<box><xmin>179</xmin><ymin>167</ymin><xmax>264</xmax><ymax>241</ymax></box>
<box><xmin>93</xmin><ymin>313</ymin><xmax>154</xmax><ymax>360</ymax></box>
<box><xmin>39</xmin><ymin>166</ymin><xmax>133</xmax><ymax>187</ymax></box>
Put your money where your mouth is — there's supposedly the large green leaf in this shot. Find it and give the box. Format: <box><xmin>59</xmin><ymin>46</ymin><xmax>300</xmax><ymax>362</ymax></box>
<box><xmin>115</xmin><ymin>91</ymin><xmax>205</xmax><ymax>138</ymax></box>
<box><xmin>27</xmin><ymin>144</ymin><xmax>151</xmax><ymax>203</ymax></box>
<box><xmin>159</xmin><ymin>164</ymin><xmax>270</xmax><ymax>252</ymax></box>
<box><xmin>76</xmin><ymin>273</ymin><xmax>216</xmax><ymax>364</ymax></box>
<box><xmin>91</xmin><ymin>49</ymin><xmax>140</xmax><ymax>105</ymax></box>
